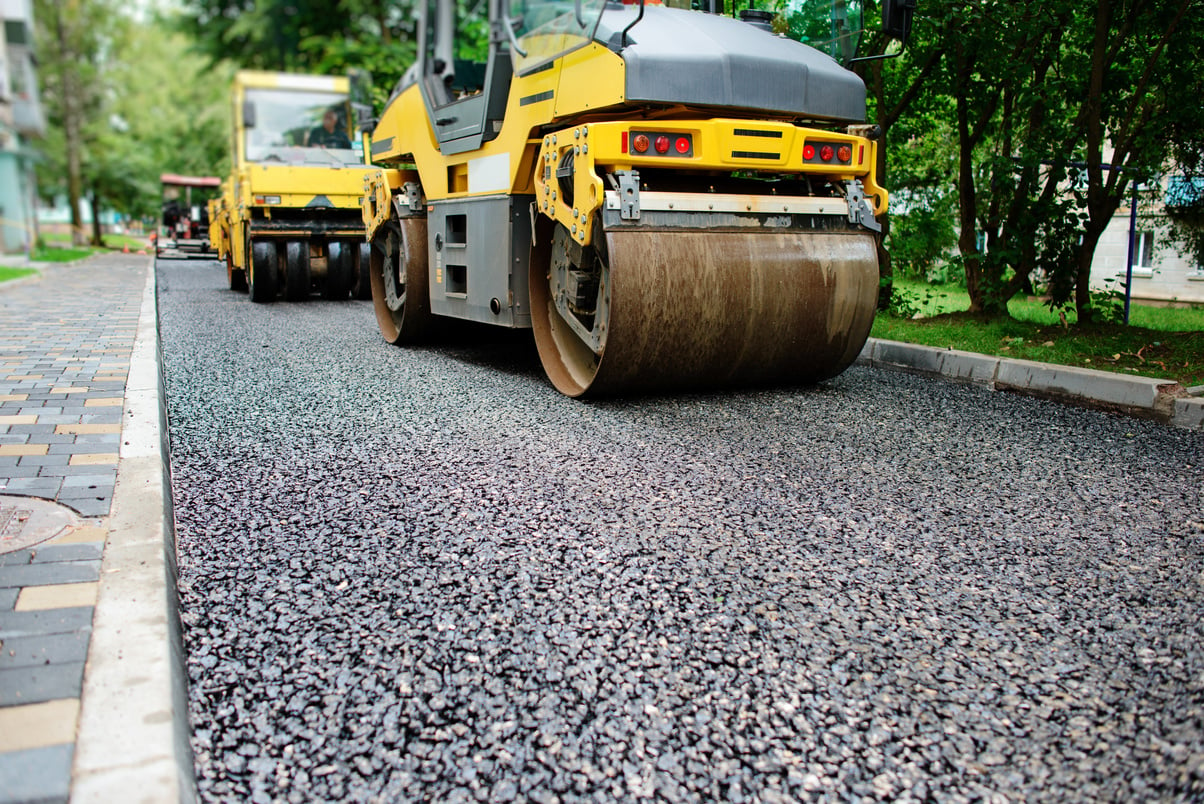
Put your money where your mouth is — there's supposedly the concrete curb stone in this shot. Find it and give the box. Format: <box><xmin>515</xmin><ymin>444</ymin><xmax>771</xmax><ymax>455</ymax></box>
<box><xmin>858</xmin><ymin>337</ymin><xmax>1199</xmax><ymax>430</ymax></box>
<box><xmin>70</xmin><ymin>258</ymin><xmax>196</xmax><ymax>803</ymax></box>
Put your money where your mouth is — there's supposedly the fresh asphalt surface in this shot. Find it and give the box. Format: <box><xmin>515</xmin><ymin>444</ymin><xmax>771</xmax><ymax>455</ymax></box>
<box><xmin>157</xmin><ymin>258</ymin><xmax>1204</xmax><ymax>803</ymax></box>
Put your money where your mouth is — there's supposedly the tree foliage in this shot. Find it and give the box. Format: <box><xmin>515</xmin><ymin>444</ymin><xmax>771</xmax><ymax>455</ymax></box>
<box><xmin>178</xmin><ymin>0</ymin><xmax>419</xmax><ymax>105</ymax></box>
<box><xmin>35</xmin><ymin>0</ymin><xmax>1204</xmax><ymax>288</ymax></box>
<box><xmin>866</xmin><ymin>0</ymin><xmax>1204</xmax><ymax>322</ymax></box>
<box><xmin>35</xmin><ymin>0</ymin><xmax>110</xmax><ymax>244</ymax></box>
<box><xmin>35</xmin><ymin>0</ymin><xmax>232</xmax><ymax>244</ymax></box>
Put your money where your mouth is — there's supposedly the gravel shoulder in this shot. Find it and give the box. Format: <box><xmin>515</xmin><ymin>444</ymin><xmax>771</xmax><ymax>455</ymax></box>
<box><xmin>158</xmin><ymin>260</ymin><xmax>1204</xmax><ymax>803</ymax></box>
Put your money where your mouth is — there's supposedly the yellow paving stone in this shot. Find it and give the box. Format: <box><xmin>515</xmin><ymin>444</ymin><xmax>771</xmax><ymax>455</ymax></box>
<box><xmin>50</xmin><ymin>524</ymin><xmax>108</xmax><ymax>545</ymax></box>
<box><xmin>0</xmin><ymin>444</ymin><xmax>49</xmax><ymax>456</ymax></box>
<box><xmin>49</xmin><ymin>387</ymin><xmax>90</xmax><ymax>394</ymax></box>
<box><xmin>69</xmin><ymin>453</ymin><xmax>119</xmax><ymax>465</ymax></box>
<box><xmin>55</xmin><ymin>423</ymin><xmax>122</xmax><ymax>435</ymax></box>
<box><xmin>5</xmin><ymin>375</ymin><xmax>42</xmax><ymax>381</ymax></box>
<box><xmin>0</xmin><ymin>700</ymin><xmax>81</xmax><ymax>752</ymax></box>
<box><xmin>16</xmin><ymin>581</ymin><xmax>99</xmax><ymax>610</ymax></box>
<box><xmin>83</xmin><ymin>398</ymin><xmax>124</xmax><ymax>407</ymax></box>
<box><xmin>0</xmin><ymin>393</ymin><xmax>28</xmax><ymax>402</ymax></box>
<box><xmin>0</xmin><ymin>414</ymin><xmax>37</xmax><ymax>425</ymax></box>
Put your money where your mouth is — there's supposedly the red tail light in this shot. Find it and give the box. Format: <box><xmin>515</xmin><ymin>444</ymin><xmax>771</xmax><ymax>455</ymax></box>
<box><xmin>628</xmin><ymin>130</ymin><xmax>693</xmax><ymax>158</ymax></box>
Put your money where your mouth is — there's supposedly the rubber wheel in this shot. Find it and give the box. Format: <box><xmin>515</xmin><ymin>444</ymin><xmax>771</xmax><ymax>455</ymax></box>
<box><xmin>370</xmin><ymin>217</ymin><xmax>431</xmax><ymax>344</ymax></box>
<box><xmin>323</xmin><ymin>241</ymin><xmax>352</xmax><ymax>300</ymax></box>
<box><xmin>283</xmin><ymin>241</ymin><xmax>311</xmax><ymax>301</ymax></box>
<box><xmin>351</xmin><ymin>242</ymin><xmax>373</xmax><ymax>300</ymax></box>
<box><xmin>248</xmin><ymin>239</ymin><xmax>277</xmax><ymax>303</ymax></box>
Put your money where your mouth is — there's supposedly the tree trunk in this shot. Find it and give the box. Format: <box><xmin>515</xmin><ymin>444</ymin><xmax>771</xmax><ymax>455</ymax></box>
<box><xmin>55</xmin><ymin>4</ymin><xmax>86</xmax><ymax>247</ymax></box>
<box><xmin>89</xmin><ymin>190</ymin><xmax>103</xmax><ymax>247</ymax></box>
<box><xmin>1074</xmin><ymin>213</ymin><xmax>1112</xmax><ymax>324</ymax></box>
<box><xmin>875</xmin><ymin>126</ymin><xmax>892</xmax><ymax>310</ymax></box>
<box><xmin>955</xmin><ymin>91</ymin><xmax>987</xmax><ymax>314</ymax></box>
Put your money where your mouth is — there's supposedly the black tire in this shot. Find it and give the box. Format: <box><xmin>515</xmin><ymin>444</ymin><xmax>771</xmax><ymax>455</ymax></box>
<box><xmin>370</xmin><ymin>218</ymin><xmax>431</xmax><ymax>344</ymax></box>
<box><xmin>248</xmin><ymin>239</ymin><xmax>277</xmax><ymax>303</ymax></box>
<box><xmin>351</xmin><ymin>242</ymin><xmax>373</xmax><ymax>300</ymax></box>
<box><xmin>322</xmin><ymin>241</ymin><xmax>352</xmax><ymax>300</ymax></box>
<box><xmin>283</xmin><ymin>241</ymin><xmax>311</xmax><ymax>301</ymax></box>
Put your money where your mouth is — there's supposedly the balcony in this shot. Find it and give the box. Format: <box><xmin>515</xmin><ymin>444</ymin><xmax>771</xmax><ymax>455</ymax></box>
<box><xmin>11</xmin><ymin>92</ymin><xmax>43</xmax><ymax>137</ymax></box>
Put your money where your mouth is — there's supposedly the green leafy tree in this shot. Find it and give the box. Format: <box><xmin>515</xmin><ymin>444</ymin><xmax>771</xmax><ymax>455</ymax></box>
<box><xmin>35</xmin><ymin>0</ymin><xmax>111</xmax><ymax>245</ymax></box>
<box><xmin>35</xmin><ymin>3</ymin><xmax>232</xmax><ymax>244</ymax></box>
<box><xmin>1062</xmin><ymin>0</ymin><xmax>1201</xmax><ymax>322</ymax></box>
<box><xmin>884</xmin><ymin>0</ymin><xmax>1204</xmax><ymax>322</ymax></box>
<box><xmin>179</xmin><ymin>0</ymin><xmax>419</xmax><ymax>104</ymax></box>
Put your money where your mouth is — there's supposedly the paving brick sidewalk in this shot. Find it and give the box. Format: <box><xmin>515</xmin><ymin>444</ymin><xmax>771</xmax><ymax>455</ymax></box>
<box><xmin>0</xmin><ymin>253</ymin><xmax>149</xmax><ymax>804</ymax></box>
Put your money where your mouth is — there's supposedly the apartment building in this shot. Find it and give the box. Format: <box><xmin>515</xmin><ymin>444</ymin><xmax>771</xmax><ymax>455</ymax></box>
<box><xmin>0</xmin><ymin>0</ymin><xmax>45</xmax><ymax>254</ymax></box>
<box><xmin>1089</xmin><ymin>175</ymin><xmax>1204</xmax><ymax>306</ymax></box>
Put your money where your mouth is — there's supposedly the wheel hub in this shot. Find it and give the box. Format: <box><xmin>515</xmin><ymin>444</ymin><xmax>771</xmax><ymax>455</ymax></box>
<box><xmin>382</xmin><ymin>228</ymin><xmax>405</xmax><ymax>313</ymax></box>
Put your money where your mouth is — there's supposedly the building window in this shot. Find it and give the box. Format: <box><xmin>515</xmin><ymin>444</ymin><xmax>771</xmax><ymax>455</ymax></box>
<box><xmin>1131</xmin><ymin>231</ymin><xmax>1154</xmax><ymax>273</ymax></box>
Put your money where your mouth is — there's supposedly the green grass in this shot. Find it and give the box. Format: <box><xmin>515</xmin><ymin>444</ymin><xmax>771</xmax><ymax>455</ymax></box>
<box><xmin>874</xmin><ymin>278</ymin><xmax>1204</xmax><ymax>388</ymax></box>
<box><xmin>0</xmin><ymin>267</ymin><xmax>38</xmax><ymax>283</ymax></box>
<box><xmin>102</xmin><ymin>233</ymin><xmax>150</xmax><ymax>251</ymax></box>
<box><xmin>32</xmin><ymin>246</ymin><xmax>95</xmax><ymax>262</ymax></box>
<box><xmin>37</xmin><ymin>231</ymin><xmax>150</xmax><ymax>256</ymax></box>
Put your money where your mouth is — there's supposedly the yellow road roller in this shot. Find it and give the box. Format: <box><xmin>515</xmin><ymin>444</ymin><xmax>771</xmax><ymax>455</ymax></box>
<box><xmin>211</xmin><ymin>70</ymin><xmax>374</xmax><ymax>302</ymax></box>
<box><xmin>362</xmin><ymin>0</ymin><xmax>912</xmax><ymax>395</ymax></box>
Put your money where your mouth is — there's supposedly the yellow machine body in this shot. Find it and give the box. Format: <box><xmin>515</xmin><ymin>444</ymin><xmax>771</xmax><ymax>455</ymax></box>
<box><xmin>211</xmin><ymin>70</ymin><xmax>373</xmax><ymax>302</ymax></box>
<box><xmin>364</xmin><ymin>0</ymin><xmax>893</xmax><ymax>396</ymax></box>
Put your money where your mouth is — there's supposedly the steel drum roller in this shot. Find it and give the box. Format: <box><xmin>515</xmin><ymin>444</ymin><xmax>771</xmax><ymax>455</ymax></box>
<box><xmin>531</xmin><ymin>228</ymin><xmax>879</xmax><ymax>397</ymax></box>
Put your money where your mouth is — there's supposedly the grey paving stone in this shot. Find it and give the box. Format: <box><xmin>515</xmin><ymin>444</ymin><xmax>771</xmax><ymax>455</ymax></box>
<box><xmin>0</xmin><ymin>631</ymin><xmax>90</xmax><ymax>670</ymax></box>
<box><xmin>0</xmin><ymin>661</ymin><xmax>85</xmax><ymax>705</ymax></box>
<box><xmin>0</xmin><ymin>744</ymin><xmax>72</xmax><ymax>804</ymax></box>
<box><xmin>33</xmin><ymin>436</ymin><xmax>76</xmax><ymax>446</ymax></box>
<box><xmin>0</xmin><ymin>479</ymin><xmax>64</xmax><ymax>497</ymax></box>
<box><xmin>54</xmin><ymin>492</ymin><xmax>112</xmax><ymax>508</ymax></box>
<box><xmin>15</xmin><ymin>456</ymin><xmax>70</xmax><ymax>469</ymax></box>
<box><xmin>31</xmin><ymin>468</ymin><xmax>76</xmax><ymax>479</ymax></box>
<box><xmin>0</xmin><ymin>458</ymin><xmax>18</xmax><ymax>470</ymax></box>
<box><xmin>19</xmin><ymin>416</ymin><xmax>79</xmax><ymax>426</ymax></box>
<box><xmin>45</xmin><ymin>444</ymin><xmax>109</xmax><ymax>456</ymax></box>
<box><xmin>0</xmin><ymin>589</ymin><xmax>16</xmax><ymax>610</ymax></box>
<box><xmin>4</xmin><ymin>425</ymin><xmax>55</xmax><ymax>435</ymax></box>
<box><xmin>0</xmin><ymin>551</ymin><xmax>32</xmax><ymax>567</ymax></box>
<box><xmin>0</xmin><ymin>435</ymin><xmax>30</xmax><ymax>445</ymax></box>
<box><xmin>59</xmin><ymin>474</ymin><xmax>115</xmax><ymax>489</ymax></box>
<box><xmin>54</xmin><ymin>407</ymin><xmax>92</xmax><ymax>417</ymax></box>
<box><xmin>30</xmin><ymin>544</ymin><xmax>103</xmax><ymax>564</ymax></box>
<box><xmin>0</xmin><ymin>562</ymin><xmax>100</xmax><ymax>589</ymax></box>
<box><xmin>58</xmin><ymin>498</ymin><xmax>109</xmax><ymax>518</ymax></box>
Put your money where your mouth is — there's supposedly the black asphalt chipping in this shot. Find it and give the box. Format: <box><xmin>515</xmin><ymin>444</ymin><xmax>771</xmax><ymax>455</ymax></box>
<box><xmin>158</xmin><ymin>258</ymin><xmax>1204</xmax><ymax>803</ymax></box>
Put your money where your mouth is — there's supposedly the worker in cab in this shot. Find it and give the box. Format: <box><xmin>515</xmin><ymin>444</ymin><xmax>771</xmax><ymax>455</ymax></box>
<box><xmin>307</xmin><ymin>109</ymin><xmax>351</xmax><ymax>149</ymax></box>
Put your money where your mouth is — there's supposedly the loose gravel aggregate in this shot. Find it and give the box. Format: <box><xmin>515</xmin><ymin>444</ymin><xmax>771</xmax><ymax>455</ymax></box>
<box><xmin>157</xmin><ymin>260</ymin><xmax>1204</xmax><ymax>803</ymax></box>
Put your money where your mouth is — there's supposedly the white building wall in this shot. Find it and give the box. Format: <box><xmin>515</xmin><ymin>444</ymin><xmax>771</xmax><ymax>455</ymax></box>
<box><xmin>1089</xmin><ymin>200</ymin><xmax>1204</xmax><ymax>306</ymax></box>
